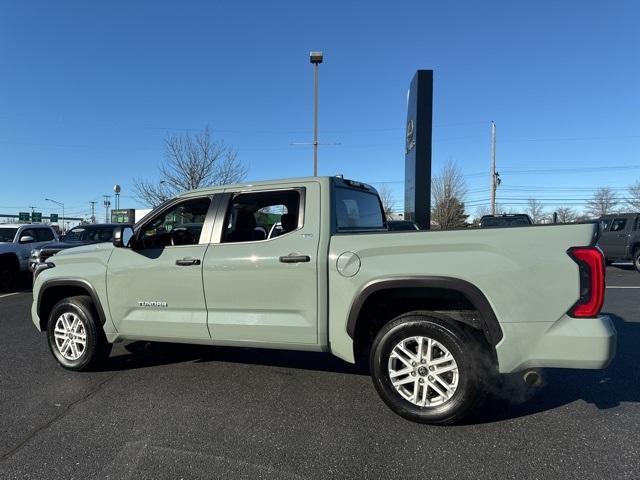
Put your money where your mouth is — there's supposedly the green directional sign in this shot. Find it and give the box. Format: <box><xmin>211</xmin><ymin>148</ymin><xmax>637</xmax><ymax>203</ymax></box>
<box><xmin>18</xmin><ymin>212</ymin><xmax>30</xmax><ymax>222</ymax></box>
<box><xmin>50</xmin><ymin>213</ymin><xmax>59</xmax><ymax>223</ymax></box>
<box><xmin>31</xmin><ymin>212</ymin><xmax>42</xmax><ymax>222</ymax></box>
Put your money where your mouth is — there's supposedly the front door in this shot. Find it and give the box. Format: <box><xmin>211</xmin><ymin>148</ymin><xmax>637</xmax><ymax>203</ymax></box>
<box><xmin>202</xmin><ymin>183</ymin><xmax>321</xmax><ymax>346</ymax></box>
<box><xmin>106</xmin><ymin>196</ymin><xmax>216</xmax><ymax>342</ymax></box>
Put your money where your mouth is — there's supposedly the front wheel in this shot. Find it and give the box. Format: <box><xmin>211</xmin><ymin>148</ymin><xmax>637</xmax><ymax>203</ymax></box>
<box><xmin>369</xmin><ymin>312</ymin><xmax>489</xmax><ymax>425</ymax></box>
<box><xmin>634</xmin><ymin>250</ymin><xmax>640</xmax><ymax>273</ymax></box>
<box><xmin>46</xmin><ymin>296</ymin><xmax>112</xmax><ymax>371</ymax></box>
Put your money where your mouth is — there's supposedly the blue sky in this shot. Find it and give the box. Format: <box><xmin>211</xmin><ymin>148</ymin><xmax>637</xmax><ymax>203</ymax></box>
<box><xmin>1</xmin><ymin>0</ymin><xmax>638</xmax><ymax>221</ymax></box>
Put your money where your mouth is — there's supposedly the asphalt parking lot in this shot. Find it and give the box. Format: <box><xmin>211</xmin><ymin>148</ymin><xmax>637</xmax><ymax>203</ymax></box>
<box><xmin>1</xmin><ymin>266</ymin><xmax>639</xmax><ymax>479</ymax></box>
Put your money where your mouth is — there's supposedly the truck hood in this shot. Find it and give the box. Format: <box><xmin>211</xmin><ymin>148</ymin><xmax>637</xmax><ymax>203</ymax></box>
<box><xmin>51</xmin><ymin>242</ymin><xmax>115</xmax><ymax>261</ymax></box>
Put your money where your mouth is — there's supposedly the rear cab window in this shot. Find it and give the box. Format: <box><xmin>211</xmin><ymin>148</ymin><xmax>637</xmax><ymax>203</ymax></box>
<box><xmin>333</xmin><ymin>180</ymin><xmax>386</xmax><ymax>233</ymax></box>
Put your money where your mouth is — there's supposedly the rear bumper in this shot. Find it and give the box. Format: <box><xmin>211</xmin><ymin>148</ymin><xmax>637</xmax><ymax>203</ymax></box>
<box><xmin>498</xmin><ymin>315</ymin><xmax>616</xmax><ymax>373</ymax></box>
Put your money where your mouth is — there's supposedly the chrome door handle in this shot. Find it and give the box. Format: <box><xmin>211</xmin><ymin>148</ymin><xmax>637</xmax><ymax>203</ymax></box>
<box><xmin>176</xmin><ymin>258</ymin><xmax>201</xmax><ymax>266</ymax></box>
<box><xmin>279</xmin><ymin>254</ymin><xmax>310</xmax><ymax>263</ymax></box>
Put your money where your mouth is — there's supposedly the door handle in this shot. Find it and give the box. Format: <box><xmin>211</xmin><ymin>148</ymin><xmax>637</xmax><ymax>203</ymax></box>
<box><xmin>176</xmin><ymin>258</ymin><xmax>201</xmax><ymax>266</ymax></box>
<box><xmin>279</xmin><ymin>254</ymin><xmax>311</xmax><ymax>264</ymax></box>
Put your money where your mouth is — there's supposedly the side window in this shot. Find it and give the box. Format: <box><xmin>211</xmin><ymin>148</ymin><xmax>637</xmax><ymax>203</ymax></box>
<box><xmin>610</xmin><ymin>218</ymin><xmax>627</xmax><ymax>232</ymax></box>
<box><xmin>600</xmin><ymin>219</ymin><xmax>611</xmax><ymax>232</ymax></box>
<box><xmin>139</xmin><ymin>197</ymin><xmax>212</xmax><ymax>248</ymax></box>
<box><xmin>222</xmin><ymin>189</ymin><xmax>301</xmax><ymax>243</ymax></box>
<box><xmin>36</xmin><ymin>228</ymin><xmax>55</xmax><ymax>242</ymax></box>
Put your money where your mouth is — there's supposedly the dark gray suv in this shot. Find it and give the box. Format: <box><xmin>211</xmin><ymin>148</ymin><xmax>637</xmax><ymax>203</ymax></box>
<box><xmin>597</xmin><ymin>213</ymin><xmax>640</xmax><ymax>272</ymax></box>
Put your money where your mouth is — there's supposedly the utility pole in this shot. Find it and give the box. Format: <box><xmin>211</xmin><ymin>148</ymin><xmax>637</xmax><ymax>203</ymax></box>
<box><xmin>490</xmin><ymin>121</ymin><xmax>499</xmax><ymax>215</ymax></box>
<box><xmin>310</xmin><ymin>51</ymin><xmax>323</xmax><ymax>176</ymax></box>
<box><xmin>103</xmin><ymin>195</ymin><xmax>111</xmax><ymax>223</ymax></box>
<box><xmin>89</xmin><ymin>201</ymin><xmax>97</xmax><ymax>224</ymax></box>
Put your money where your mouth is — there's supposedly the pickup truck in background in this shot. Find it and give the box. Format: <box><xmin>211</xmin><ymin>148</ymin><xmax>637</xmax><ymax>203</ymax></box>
<box><xmin>0</xmin><ymin>224</ymin><xmax>58</xmax><ymax>291</ymax></box>
<box><xmin>598</xmin><ymin>213</ymin><xmax>640</xmax><ymax>272</ymax></box>
<box><xmin>31</xmin><ymin>176</ymin><xmax>615</xmax><ymax>424</ymax></box>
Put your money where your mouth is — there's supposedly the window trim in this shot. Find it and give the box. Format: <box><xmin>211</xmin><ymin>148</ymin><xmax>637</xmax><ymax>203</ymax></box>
<box><xmin>133</xmin><ymin>194</ymin><xmax>219</xmax><ymax>248</ymax></box>
<box><xmin>211</xmin><ymin>187</ymin><xmax>306</xmax><ymax>245</ymax></box>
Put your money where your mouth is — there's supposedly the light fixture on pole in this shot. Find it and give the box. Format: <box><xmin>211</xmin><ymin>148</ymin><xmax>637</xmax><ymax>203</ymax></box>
<box><xmin>309</xmin><ymin>51</ymin><xmax>323</xmax><ymax>176</ymax></box>
<box><xmin>114</xmin><ymin>184</ymin><xmax>121</xmax><ymax>210</ymax></box>
<box><xmin>45</xmin><ymin>198</ymin><xmax>65</xmax><ymax>233</ymax></box>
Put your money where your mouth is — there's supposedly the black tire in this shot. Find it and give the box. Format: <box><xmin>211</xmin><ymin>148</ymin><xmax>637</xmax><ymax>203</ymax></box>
<box><xmin>634</xmin><ymin>249</ymin><xmax>640</xmax><ymax>273</ymax></box>
<box><xmin>369</xmin><ymin>312</ymin><xmax>489</xmax><ymax>425</ymax></box>
<box><xmin>46</xmin><ymin>295</ymin><xmax>112</xmax><ymax>371</ymax></box>
<box><xmin>0</xmin><ymin>262</ymin><xmax>16</xmax><ymax>292</ymax></box>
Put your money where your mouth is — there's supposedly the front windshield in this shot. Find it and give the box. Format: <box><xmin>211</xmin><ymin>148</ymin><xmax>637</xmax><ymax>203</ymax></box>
<box><xmin>0</xmin><ymin>227</ymin><xmax>18</xmax><ymax>243</ymax></box>
<box><xmin>63</xmin><ymin>228</ymin><xmax>86</xmax><ymax>242</ymax></box>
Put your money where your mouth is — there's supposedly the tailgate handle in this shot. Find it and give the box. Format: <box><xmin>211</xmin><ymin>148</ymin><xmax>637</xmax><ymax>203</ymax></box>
<box><xmin>176</xmin><ymin>258</ymin><xmax>201</xmax><ymax>266</ymax></box>
<box><xmin>279</xmin><ymin>254</ymin><xmax>310</xmax><ymax>264</ymax></box>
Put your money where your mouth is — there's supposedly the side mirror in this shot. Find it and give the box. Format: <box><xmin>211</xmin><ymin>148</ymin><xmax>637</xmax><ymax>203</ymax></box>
<box><xmin>113</xmin><ymin>226</ymin><xmax>135</xmax><ymax>248</ymax></box>
<box><xmin>19</xmin><ymin>235</ymin><xmax>35</xmax><ymax>244</ymax></box>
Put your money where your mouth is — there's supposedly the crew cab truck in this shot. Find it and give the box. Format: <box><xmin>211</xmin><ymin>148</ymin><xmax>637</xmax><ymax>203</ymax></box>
<box><xmin>31</xmin><ymin>177</ymin><xmax>615</xmax><ymax>425</ymax></box>
<box><xmin>598</xmin><ymin>213</ymin><xmax>640</xmax><ymax>272</ymax></box>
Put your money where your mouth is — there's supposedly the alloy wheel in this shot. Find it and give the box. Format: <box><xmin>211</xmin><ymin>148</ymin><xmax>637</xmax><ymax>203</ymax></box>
<box><xmin>53</xmin><ymin>312</ymin><xmax>87</xmax><ymax>361</ymax></box>
<box><xmin>387</xmin><ymin>336</ymin><xmax>459</xmax><ymax>407</ymax></box>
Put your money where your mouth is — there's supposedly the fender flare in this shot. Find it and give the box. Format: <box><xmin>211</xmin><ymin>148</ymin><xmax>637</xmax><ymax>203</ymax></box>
<box><xmin>37</xmin><ymin>278</ymin><xmax>107</xmax><ymax>326</ymax></box>
<box><xmin>346</xmin><ymin>276</ymin><xmax>503</xmax><ymax>346</ymax></box>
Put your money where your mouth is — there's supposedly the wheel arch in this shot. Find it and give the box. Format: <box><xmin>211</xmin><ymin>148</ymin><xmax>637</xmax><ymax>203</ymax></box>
<box><xmin>37</xmin><ymin>278</ymin><xmax>107</xmax><ymax>331</ymax></box>
<box><xmin>347</xmin><ymin>276</ymin><xmax>503</xmax><ymax>350</ymax></box>
<box><xmin>0</xmin><ymin>252</ymin><xmax>20</xmax><ymax>268</ymax></box>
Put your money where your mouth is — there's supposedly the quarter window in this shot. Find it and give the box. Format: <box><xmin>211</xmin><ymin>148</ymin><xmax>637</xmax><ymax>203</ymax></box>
<box><xmin>139</xmin><ymin>197</ymin><xmax>212</xmax><ymax>248</ymax></box>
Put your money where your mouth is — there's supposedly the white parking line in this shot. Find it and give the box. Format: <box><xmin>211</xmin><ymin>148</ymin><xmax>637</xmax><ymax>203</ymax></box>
<box><xmin>0</xmin><ymin>292</ymin><xmax>22</xmax><ymax>299</ymax></box>
<box><xmin>606</xmin><ymin>286</ymin><xmax>640</xmax><ymax>289</ymax></box>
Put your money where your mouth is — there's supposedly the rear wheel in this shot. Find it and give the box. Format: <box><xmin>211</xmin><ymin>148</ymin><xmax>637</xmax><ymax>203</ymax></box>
<box><xmin>369</xmin><ymin>312</ymin><xmax>489</xmax><ymax>425</ymax></box>
<box><xmin>634</xmin><ymin>249</ymin><xmax>640</xmax><ymax>273</ymax></box>
<box><xmin>46</xmin><ymin>296</ymin><xmax>112</xmax><ymax>371</ymax></box>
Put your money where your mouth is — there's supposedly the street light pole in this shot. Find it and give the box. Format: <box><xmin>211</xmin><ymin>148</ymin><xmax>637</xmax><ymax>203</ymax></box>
<box><xmin>310</xmin><ymin>51</ymin><xmax>323</xmax><ymax>176</ymax></box>
<box><xmin>45</xmin><ymin>198</ymin><xmax>65</xmax><ymax>233</ymax></box>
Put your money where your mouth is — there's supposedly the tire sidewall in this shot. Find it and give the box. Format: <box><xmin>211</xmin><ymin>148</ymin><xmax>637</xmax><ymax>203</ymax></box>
<box><xmin>370</xmin><ymin>314</ymin><xmax>483</xmax><ymax>424</ymax></box>
<box><xmin>46</xmin><ymin>298</ymin><xmax>101</xmax><ymax>370</ymax></box>
<box><xmin>634</xmin><ymin>250</ymin><xmax>640</xmax><ymax>273</ymax></box>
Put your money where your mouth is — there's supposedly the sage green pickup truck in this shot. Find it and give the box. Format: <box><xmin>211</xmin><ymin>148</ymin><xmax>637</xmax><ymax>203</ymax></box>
<box><xmin>31</xmin><ymin>176</ymin><xmax>615</xmax><ymax>424</ymax></box>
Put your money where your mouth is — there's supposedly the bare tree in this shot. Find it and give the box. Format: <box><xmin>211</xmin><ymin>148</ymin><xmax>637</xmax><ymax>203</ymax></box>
<box><xmin>431</xmin><ymin>160</ymin><xmax>469</xmax><ymax>229</ymax></box>
<box><xmin>585</xmin><ymin>187</ymin><xmax>618</xmax><ymax>218</ymax></box>
<box><xmin>134</xmin><ymin>126</ymin><xmax>247</xmax><ymax>207</ymax></box>
<box><xmin>526</xmin><ymin>198</ymin><xmax>546</xmax><ymax>224</ymax></box>
<box><xmin>555</xmin><ymin>206</ymin><xmax>577</xmax><ymax>223</ymax></box>
<box><xmin>628</xmin><ymin>181</ymin><xmax>640</xmax><ymax>211</ymax></box>
<box><xmin>377</xmin><ymin>185</ymin><xmax>395</xmax><ymax>220</ymax></box>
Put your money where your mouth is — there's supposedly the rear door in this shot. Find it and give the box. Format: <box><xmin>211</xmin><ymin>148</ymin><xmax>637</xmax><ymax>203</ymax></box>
<box><xmin>202</xmin><ymin>182</ymin><xmax>321</xmax><ymax>346</ymax></box>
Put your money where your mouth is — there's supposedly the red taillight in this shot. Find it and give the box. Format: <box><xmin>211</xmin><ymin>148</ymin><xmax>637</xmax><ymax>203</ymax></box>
<box><xmin>568</xmin><ymin>247</ymin><xmax>605</xmax><ymax>318</ymax></box>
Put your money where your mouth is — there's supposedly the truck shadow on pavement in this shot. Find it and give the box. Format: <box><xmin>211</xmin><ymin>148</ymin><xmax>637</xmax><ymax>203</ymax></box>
<box><xmin>107</xmin><ymin>341</ymin><xmax>368</xmax><ymax>376</ymax></box>
<box><xmin>473</xmin><ymin>314</ymin><xmax>640</xmax><ymax>423</ymax></box>
<box><xmin>105</xmin><ymin>314</ymin><xmax>638</xmax><ymax>424</ymax></box>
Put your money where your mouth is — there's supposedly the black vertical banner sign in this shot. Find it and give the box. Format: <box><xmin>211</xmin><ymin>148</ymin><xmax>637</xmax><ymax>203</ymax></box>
<box><xmin>404</xmin><ymin>70</ymin><xmax>433</xmax><ymax>229</ymax></box>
